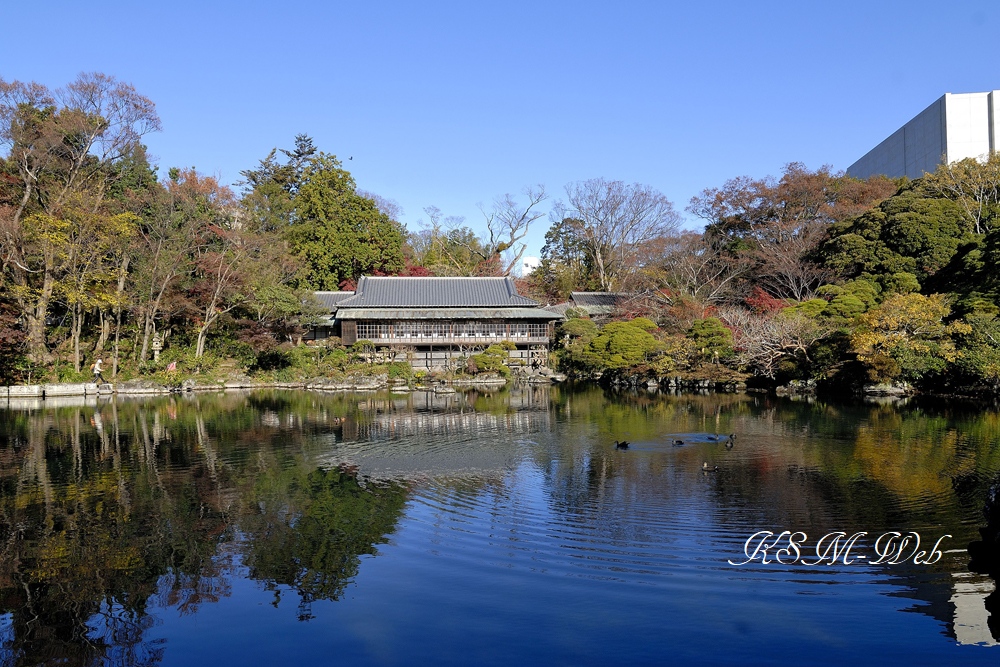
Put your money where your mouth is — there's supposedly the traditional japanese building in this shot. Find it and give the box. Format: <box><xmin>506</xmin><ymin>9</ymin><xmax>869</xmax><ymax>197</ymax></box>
<box><xmin>307</xmin><ymin>290</ymin><xmax>356</xmax><ymax>341</ymax></box>
<box><xmin>312</xmin><ymin>276</ymin><xmax>562</xmax><ymax>370</ymax></box>
<box><xmin>544</xmin><ymin>292</ymin><xmax>635</xmax><ymax>320</ymax></box>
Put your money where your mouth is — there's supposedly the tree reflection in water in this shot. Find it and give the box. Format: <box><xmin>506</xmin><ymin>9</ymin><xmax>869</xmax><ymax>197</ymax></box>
<box><xmin>0</xmin><ymin>387</ymin><xmax>999</xmax><ymax>664</ymax></box>
<box><xmin>241</xmin><ymin>467</ymin><xmax>407</xmax><ymax>620</ymax></box>
<box><xmin>0</xmin><ymin>395</ymin><xmax>407</xmax><ymax>665</ymax></box>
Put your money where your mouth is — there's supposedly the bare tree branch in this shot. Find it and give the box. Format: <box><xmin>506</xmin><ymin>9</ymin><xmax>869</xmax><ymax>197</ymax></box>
<box><xmin>564</xmin><ymin>178</ymin><xmax>680</xmax><ymax>290</ymax></box>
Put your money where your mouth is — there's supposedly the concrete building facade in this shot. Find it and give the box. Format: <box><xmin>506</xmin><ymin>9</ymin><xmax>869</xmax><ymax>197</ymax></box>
<box><xmin>847</xmin><ymin>91</ymin><xmax>1000</xmax><ymax>180</ymax></box>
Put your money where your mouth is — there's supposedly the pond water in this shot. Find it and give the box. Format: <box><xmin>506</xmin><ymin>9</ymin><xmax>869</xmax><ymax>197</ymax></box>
<box><xmin>0</xmin><ymin>385</ymin><xmax>998</xmax><ymax>666</ymax></box>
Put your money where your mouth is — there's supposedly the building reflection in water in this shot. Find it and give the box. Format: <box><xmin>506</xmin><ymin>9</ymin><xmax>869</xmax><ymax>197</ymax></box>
<box><xmin>0</xmin><ymin>385</ymin><xmax>998</xmax><ymax>663</ymax></box>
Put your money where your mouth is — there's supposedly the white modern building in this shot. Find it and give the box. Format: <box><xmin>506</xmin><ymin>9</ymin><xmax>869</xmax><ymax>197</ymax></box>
<box><xmin>847</xmin><ymin>90</ymin><xmax>1000</xmax><ymax>180</ymax></box>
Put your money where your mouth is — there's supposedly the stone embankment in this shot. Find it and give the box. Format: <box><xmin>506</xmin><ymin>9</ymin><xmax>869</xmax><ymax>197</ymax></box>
<box><xmin>0</xmin><ymin>383</ymin><xmax>107</xmax><ymax>398</ymax></box>
<box><xmin>606</xmin><ymin>375</ymin><xmax>747</xmax><ymax>393</ymax></box>
<box><xmin>1</xmin><ymin>367</ymin><xmax>566</xmax><ymax>404</ymax></box>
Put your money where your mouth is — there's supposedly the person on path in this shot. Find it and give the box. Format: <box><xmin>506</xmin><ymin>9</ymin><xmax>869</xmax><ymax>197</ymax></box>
<box><xmin>92</xmin><ymin>357</ymin><xmax>106</xmax><ymax>384</ymax></box>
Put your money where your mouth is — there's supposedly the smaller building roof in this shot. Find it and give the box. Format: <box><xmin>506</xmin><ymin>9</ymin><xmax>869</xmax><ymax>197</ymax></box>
<box><xmin>570</xmin><ymin>292</ymin><xmax>631</xmax><ymax>308</ymax></box>
<box><xmin>314</xmin><ymin>291</ymin><xmax>356</xmax><ymax>311</ymax></box>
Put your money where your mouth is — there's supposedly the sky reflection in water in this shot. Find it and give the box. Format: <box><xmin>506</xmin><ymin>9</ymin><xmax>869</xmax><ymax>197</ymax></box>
<box><xmin>0</xmin><ymin>385</ymin><xmax>998</xmax><ymax>665</ymax></box>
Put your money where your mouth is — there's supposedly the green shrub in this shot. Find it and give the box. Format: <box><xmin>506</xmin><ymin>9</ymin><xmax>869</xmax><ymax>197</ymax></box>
<box><xmin>824</xmin><ymin>294</ymin><xmax>866</xmax><ymax>323</ymax></box>
<box><xmin>254</xmin><ymin>348</ymin><xmax>292</xmax><ymax>372</ymax></box>
<box><xmin>784</xmin><ymin>299</ymin><xmax>828</xmax><ymax>318</ymax></box>
<box><xmin>686</xmin><ymin>317</ymin><xmax>734</xmax><ymax>359</ymax></box>
<box><xmin>879</xmin><ymin>272</ymin><xmax>920</xmax><ymax>296</ymax></box>
<box><xmin>56</xmin><ymin>366</ymin><xmax>89</xmax><ymax>383</ymax></box>
<box><xmin>470</xmin><ymin>344</ymin><xmax>513</xmax><ymax>377</ymax></box>
<box><xmin>560</xmin><ymin>318</ymin><xmax>598</xmax><ymax>341</ymax></box>
<box><xmin>584</xmin><ymin>321</ymin><xmax>662</xmax><ymax>370</ymax></box>
<box><xmin>217</xmin><ymin>338</ymin><xmax>256</xmax><ymax>368</ymax></box>
<box><xmin>351</xmin><ymin>339</ymin><xmax>375</xmax><ymax>363</ymax></box>
<box><xmin>387</xmin><ymin>362</ymin><xmax>412</xmax><ymax>380</ymax></box>
<box><xmin>630</xmin><ymin>317</ymin><xmax>658</xmax><ymax>332</ymax></box>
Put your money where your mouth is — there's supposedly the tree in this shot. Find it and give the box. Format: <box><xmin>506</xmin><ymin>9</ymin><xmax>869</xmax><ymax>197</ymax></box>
<box><xmin>0</xmin><ymin>299</ymin><xmax>26</xmax><ymax>383</ymax></box>
<box><xmin>239</xmin><ymin>133</ymin><xmax>316</xmax><ymax>233</ymax></box>
<box><xmin>408</xmin><ymin>207</ymin><xmax>487</xmax><ymax>276</ymax></box>
<box><xmin>0</xmin><ymin>73</ymin><xmax>160</xmax><ymax>360</ymax></box>
<box><xmin>689</xmin><ymin>164</ymin><xmax>896</xmax><ymax>300</ymax></box>
<box><xmin>849</xmin><ymin>293</ymin><xmax>969</xmax><ymax>383</ymax></box>
<box><xmin>817</xmin><ymin>179</ymin><xmax>975</xmax><ymax>292</ymax></box>
<box><xmin>532</xmin><ymin>216</ymin><xmax>598</xmax><ymax>301</ymax></box>
<box><xmin>563</xmin><ymin>178</ymin><xmax>681</xmax><ymax>291</ymax></box>
<box><xmin>189</xmin><ymin>218</ymin><xmax>276</xmax><ymax>359</ymax></box>
<box><xmin>130</xmin><ymin>169</ymin><xmax>205</xmax><ymax>363</ymax></box>
<box><xmin>415</xmin><ymin>188</ymin><xmax>547</xmax><ymax>277</ymax></box>
<box><xmin>473</xmin><ymin>186</ymin><xmax>547</xmax><ymax>276</ymax></box>
<box><xmin>956</xmin><ymin>310</ymin><xmax>1000</xmax><ymax>390</ymax></box>
<box><xmin>718</xmin><ymin>307</ymin><xmax>831</xmax><ymax>379</ymax></box>
<box><xmin>288</xmin><ymin>153</ymin><xmax>405</xmax><ymax>289</ymax></box>
<box><xmin>59</xmin><ymin>209</ymin><xmax>138</xmax><ymax>372</ymax></box>
<box><xmin>654</xmin><ymin>230</ymin><xmax>753</xmax><ymax>305</ymax></box>
<box><xmin>923</xmin><ymin>154</ymin><xmax>1000</xmax><ymax>235</ymax></box>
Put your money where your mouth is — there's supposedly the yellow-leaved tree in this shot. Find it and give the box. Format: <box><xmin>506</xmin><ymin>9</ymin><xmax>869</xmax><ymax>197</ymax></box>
<box><xmin>850</xmin><ymin>293</ymin><xmax>970</xmax><ymax>383</ymax></box>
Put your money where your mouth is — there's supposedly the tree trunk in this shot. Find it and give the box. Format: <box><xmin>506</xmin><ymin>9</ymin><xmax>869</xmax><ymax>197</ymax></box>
<box><xmin>139</xmin><ymin>273</ymin><xmax>171</xmax><ymax>362</ymax></box>
<box><xmin>95</xmin><ymin>310</ymin><xmax>111</xmax><ymax>353</ymax></box>
<box><xmin>113</xmin><ymin>311</ymin><xmax>122</xmax><ymax>378</ymax></box>
<box><xmin>195</xmin><ymin>312</ymin><xmax>218</xmax><ymax>359</ymax></box>
<box><xmin>140</xmin><ymin>314</ymin><xmax>154</xmax><ymax>363</ymax></box>
<box><xmin>24</xmin><ymin>268</ymin><xmax>55</xmax><ymax>362</ymax></box>
<box><xmin>72</xmin><ymin>301</ymin><xmax>82</xmax><ymax>373</ymax></box>
<box><xmin>24</xmin><ymin>310</ymin><xmax>48</xmax><ymax>362</ymax></box>
<box><xmin>195</xmin><ymin>324</ymin><xmax>209</xmax><ymax>358</ymax></box>
<box><xmin>110</xmin><ymin>254</ymin><xmax>128</xmax><ymax>377</ymax></box>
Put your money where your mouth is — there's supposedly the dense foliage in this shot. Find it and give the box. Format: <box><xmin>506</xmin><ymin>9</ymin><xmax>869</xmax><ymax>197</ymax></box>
<box><xmin>544</xmin><ymin>155</ymin><xmax>1000</xmax><ymax>394</ymax></box>
<box><xmin>4</xmin><ymin>71</ymin><xmax>1000</xmax><ymax>394</ymax></box>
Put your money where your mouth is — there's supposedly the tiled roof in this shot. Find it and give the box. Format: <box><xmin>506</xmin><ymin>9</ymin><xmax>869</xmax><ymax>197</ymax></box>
<box><xmin>337</xmin><ymin>308</ymin><xmax>560</xmax><ymax>320</ymax></box>
<box><xmin>570</xmin><ymin>292</ymin><xmax>630</xmax><ymax>307</ymax></box>
<box><xmin>314</xmin><ymin>291</ymin><xmax>356</xmax><ymax>311</ymax></box>
<box><xmin>338</xmin><ymin>277</ymin><xmax>539</xmax><ymax>308</ymax></box>
<box><xmin>542</xmin><ymin>302</ymin><xmax>573</xmax><ymax>315</ymax></box>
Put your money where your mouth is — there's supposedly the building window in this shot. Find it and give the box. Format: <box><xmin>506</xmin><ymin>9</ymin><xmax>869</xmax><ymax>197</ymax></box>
<box><xmin>352</xmin><ymin>320</ymin><xmax>548</xmax><ymax>342</ymax></box>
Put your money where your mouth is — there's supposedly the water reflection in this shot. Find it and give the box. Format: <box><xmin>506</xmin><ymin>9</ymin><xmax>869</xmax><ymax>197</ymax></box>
<box><xmin>0</xmin><ymin>386</ymin><xmax>997</xmax><ymax>664</ymax></box>
<box><xmin>0</xmin><ymin>392</ymin><xmax>410</xmax><ymax>665</ymax></box>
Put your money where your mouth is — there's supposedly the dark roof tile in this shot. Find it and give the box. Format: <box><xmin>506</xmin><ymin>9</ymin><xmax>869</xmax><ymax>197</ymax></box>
<box><xmin>314</xmin><ymin>291</ymin><xmax>356</xmax><ymax>311</ymax></box>
<box><xmin>338</xmin><ymin>277</ymin><xmax>539</xmax><ymax>308</ymax></box>
<box><xmin>570</xmin><ymin>292</ymin><xmax>630</xmax><ymax>307</ymax></box>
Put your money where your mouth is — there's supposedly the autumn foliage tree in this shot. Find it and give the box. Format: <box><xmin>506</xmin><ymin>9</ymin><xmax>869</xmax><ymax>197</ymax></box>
<box><xmin>689</xmin><ymin>163</ymin><xmax>897</xmax><ymax>300</ymax></box>
<box><xmin>0</xmin><ymin>73</ymin><xmax>160</xmax><ymax>361</ymax></box>
<box><xmin>562</xmin><ymin>179</ymin><xmax>681</xmax><ymax>291</ymax></box>
<box><xmin>850</xmin><ymin>293</ymin><xmax>969</xmax><ymax>383</ymax></box>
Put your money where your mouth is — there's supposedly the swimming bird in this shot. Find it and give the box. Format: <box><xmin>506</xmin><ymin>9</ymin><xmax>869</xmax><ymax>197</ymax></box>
<box><xmin>725</xmin><ymin>433</ymin><xmax>735</xmax><ymax>449</ymax></box>
<box><xmin>615</xmin><ymin>440</ymin><xmax>630</xmax><ymax>450</ymax></box>
<box><xmin>672</xmin><ymin>439</ymin><xmax>685</xmax><ymax>446</ymax></box>
<box><xmin>702</xmin><ymin>462</ymin><xmax>719</xmax><ymax>472</ymax></box>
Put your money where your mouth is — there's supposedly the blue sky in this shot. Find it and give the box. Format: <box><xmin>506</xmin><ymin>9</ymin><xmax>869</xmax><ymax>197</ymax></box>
<box><xmin>2</xmin><ymin>1</ymin><xmax>997</xmax><ymax>259</ymax></box>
